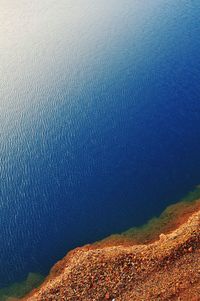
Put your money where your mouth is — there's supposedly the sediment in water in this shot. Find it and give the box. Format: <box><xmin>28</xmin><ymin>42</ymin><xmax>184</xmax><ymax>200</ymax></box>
<box><xmin>94</xmin><ymin>186</ymin><xmax>200</xmax><ymax>247</ymax></box>
<box><xmin>19</xmin><ymin>187</ymin><xmax>200</xmax><ymax>301</ymax></box>
<box><xmin>0</xmin><ymin>273</ymin><xmax>44</xmax><ymax>301</ymax></box>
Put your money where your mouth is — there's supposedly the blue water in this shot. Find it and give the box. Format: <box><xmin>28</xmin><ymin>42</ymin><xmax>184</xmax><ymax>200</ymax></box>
<box><xmin>0</xmin><ymin>0</ymin><xmax>200</xmax><ymax>287</ymax></box>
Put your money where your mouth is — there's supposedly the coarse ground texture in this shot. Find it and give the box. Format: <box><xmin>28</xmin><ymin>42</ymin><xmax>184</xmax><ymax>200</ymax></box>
<box><xmin>21</xmin><ymin>199</ymin><xmax>200</xmax><ymax>301</ymax></box>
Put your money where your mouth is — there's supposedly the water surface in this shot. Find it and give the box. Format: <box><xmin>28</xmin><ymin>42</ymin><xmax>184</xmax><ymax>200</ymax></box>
<box><xmin>0</xmin><ymin>0</ymin><xmax>200</xmax><ymax>287</ymax></box>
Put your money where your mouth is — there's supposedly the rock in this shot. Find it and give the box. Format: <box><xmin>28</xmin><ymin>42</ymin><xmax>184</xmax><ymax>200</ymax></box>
<box><xmin>159</xmin><ymin>233</ymin><xmax>167</xmax><ymax>241</ymax></box>
<box><xmin>105</xmin><ymin>292</ymin><xmax>110</xmax><ymax>299</ymax></box>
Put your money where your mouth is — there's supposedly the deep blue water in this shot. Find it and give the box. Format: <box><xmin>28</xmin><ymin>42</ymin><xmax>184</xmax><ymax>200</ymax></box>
<box><xmin>0</xmin><ymin>0</ymin><xmax>200</xmax><ymax>287</ymax></box>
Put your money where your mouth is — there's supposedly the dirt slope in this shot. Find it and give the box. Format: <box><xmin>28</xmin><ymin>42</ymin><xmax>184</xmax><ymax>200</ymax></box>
<box><xmin>22</xmin><ymin>200</ymin><xmax>200</xmax><ymax>301</ymax></box>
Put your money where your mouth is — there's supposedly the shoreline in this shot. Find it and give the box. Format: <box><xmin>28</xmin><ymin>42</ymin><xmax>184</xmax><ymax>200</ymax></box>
<box><xmin>21</xmin><ymin>189</ymin><xmax>200</xmax><ymax>301</ymax></box>
<box><xmin>2</xmin><ymin>188</ymin><xmax>200</xmax><ymax>300</ymax></box>
<box><xmin>93</xmin><ymin>191</ymin><xmax>200</xmax><ymax>248</ymax></box>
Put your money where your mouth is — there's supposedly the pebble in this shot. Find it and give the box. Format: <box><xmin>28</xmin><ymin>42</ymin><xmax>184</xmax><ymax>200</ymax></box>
<box><xmin>105</xmin><ymin>292</ymin><xmax>110</xmax><ymax>299</ymax></box>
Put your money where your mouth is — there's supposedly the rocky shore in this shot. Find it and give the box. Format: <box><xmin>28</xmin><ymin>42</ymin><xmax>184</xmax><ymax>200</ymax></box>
<box><xmin>21</xmin><ymin>197</ymin><xmax>200</xmax><ymax>301</ymax></box>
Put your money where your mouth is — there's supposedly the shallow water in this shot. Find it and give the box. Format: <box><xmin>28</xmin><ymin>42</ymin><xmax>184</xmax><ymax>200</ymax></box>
<box><xmin>0</xmin><ymin>0</ymin><xmax>200</xmax><ymax>287</ymax></box>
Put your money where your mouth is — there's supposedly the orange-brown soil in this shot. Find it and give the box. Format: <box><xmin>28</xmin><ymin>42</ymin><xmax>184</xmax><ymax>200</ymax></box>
<box><xmin>21</xmin><ymin>199</ymin><xmax>200</xmax><ymax>301</ymax></box>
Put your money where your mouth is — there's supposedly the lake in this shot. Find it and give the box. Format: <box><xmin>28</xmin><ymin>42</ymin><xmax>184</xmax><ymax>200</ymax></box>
<box><xmin>0</xmin><ymin>0</ymin><xmax>200</xmax><ymax>287</ymax></box>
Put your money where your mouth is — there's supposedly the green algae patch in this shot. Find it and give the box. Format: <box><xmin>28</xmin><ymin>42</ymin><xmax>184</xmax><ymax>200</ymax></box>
<box><xmin>0</xmin><ymin>273</ymin><xmax>44</xmax><ymax>301</ymax></box>
<box><xmin>94</xmin><ymin>186</ymin><xmax>200</xmax><ymax>247</ymax></box>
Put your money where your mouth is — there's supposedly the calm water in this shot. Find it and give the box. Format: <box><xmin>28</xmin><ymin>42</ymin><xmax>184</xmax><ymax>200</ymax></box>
<box><xmin>0</xmin><ymin>0</ymin><xmax>200</xmax><ymax>287</ymax></box>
